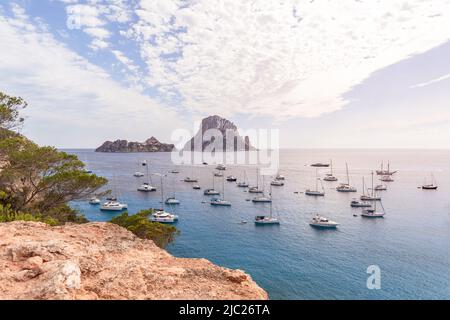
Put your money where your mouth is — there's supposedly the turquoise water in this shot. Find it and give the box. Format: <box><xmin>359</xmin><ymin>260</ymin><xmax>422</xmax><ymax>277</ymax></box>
<box><xmin>68</xmin><ymin>149</ymin><xmax>450</xmax><ymax>300</ymax></box>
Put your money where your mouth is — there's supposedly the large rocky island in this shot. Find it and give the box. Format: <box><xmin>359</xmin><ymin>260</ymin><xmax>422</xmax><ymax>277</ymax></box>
<box><xmin>0</xmin><ymin>221</ymin><xmax>268</xmax><ymax>300</ymax></box>
<box><xmin>96</xmin><ymin>136</ymin><xmax>174</xmax><ymax>153</ymax></box>
<box><xmin>184</xmin><ymin>115</ymin><xmax>255</xmax><ymax>151</ymax></box>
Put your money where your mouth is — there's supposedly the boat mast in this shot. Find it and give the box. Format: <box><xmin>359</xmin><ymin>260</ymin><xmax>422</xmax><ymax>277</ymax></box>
<box><xmin>315</xmin><ymin>168</ymin><xmax>319</xmax><ymax>192</ymax></box>
<box><xmin>160</xmin><ymin>175</ymin><xmax>165</xmax><ymax>211</ymax></box>
<box><xmin>346</xmin><ymin>162</ymin><xmax>350</xmax><ymax>185</ymax></box>
<box><xmin>269</xmin><ymin>184</ymin><xmax>273</xmax><ymax>218</ymax></box>
<box><xmin>362</xmin><ymin>177</ymin><xmax>366</xmax><ymax>196</ymax></box>
<box><xmin>330</xmin><ymin>159</ymin><xmax>333</xmax><ymax>175</ymax></box>
<box><xmin>371</xmin><ymin>171</ymin><xmax>374</xmax><ymax>197</ymax></box>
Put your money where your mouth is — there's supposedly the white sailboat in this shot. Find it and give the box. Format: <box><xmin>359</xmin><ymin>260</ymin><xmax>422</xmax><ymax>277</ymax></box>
<box><xmin>210</xmin><ymin>175</ymin><xmax>231</xmax><ymax>206</ymax></box>
<box><xmin>237</xmin><ymin>170</ymin><xmax>249</xmax><ymax>188</ymax></box>
<box><xmin>249</xmin><ymin>168</ymin><xmax>264</xmax><ymax>193</ymax></box>
<box><xmin>252</xmin><ymin>175</ymin><xmax>272</xmax><ymax>203</ymax></box>
<box><xmin>360</xmin><ymin>172</ymin><xmax>381</xmax><ymax>201</ymax></box>
<box><xmin>305</xmin><ymin>169</ymin><xmax>325</xmax><ymax>196</ymax></box>
<box><xmin>101</xmin><ymin>176</ymin><xmax>127</xmax><ymax>211</ymax></box>
<box><xmin>137</xmin><ymin>162</ymin><xmax>157</xmax><ymax>192</ymax></box>
<box><xmin>336</xmin><ymin>163</ymin><xmax>357</xmax><ymax>192</ymax></box>
<box><xmin>361</xmin><ymin>191</ymin><xmax>385</xmax><ymax>218</ymax></box>
<box><xmin>165</xmin><ymin>175</ymin><xmax>180</xmax><ymax>204</ymax></box>
<box><xmin>323</xmin><ymin>159</ymin><xmax>338</xmax><ymax>181</ymax></box>
<box><xmin>184</xmin><ymin>166</ymin><xmax>198</xmax><ymax>182</ymax></box>
<box><xmin>204</xmin><ymin>172</ymin><xmax>221</xmax><ymax>195</ymax></box>
<box><xmin>150</xmin><ymin>174</ymin><xmax>179</xmax><ymax>223</ymax></box>
<box><xmin>255</xmin><ymin>185</ymin><xmax>280</xmax><ymax>225</ymax></box>
<box><xmin>422</xmin><ymin>173</ymin><xmax>438</xmax><ymax>190</ymax></box>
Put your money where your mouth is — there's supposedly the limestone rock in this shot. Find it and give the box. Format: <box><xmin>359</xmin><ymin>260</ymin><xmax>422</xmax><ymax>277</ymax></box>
<box><xmin>0</xmin><ymin>221</ymin><xmax>268</xmax><ymax>300</ymax></box>
<box><xmin>95</xmin><ymin>136</ymin><xmax>174</xmax><ymax>153</ymax></box>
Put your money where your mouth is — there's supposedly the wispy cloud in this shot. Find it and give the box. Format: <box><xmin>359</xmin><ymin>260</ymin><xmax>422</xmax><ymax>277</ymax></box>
<box><xmin>410</xmin><ymin>73</ymin><xmax>450</xmax><ymax>88</ymax></box>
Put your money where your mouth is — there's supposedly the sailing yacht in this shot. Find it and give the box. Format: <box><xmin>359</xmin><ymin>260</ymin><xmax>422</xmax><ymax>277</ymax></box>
<box><xmin>336</xmin><ymin>163</ymin><xmax>357</xmax><ymax>192</ymax></box>
<box><xmin>204</xmin><ymin>173</ymin><xmax>221</xmax><ymax>195</ymax></box>
<box><xmin>360</xmin><ymin>172</ymin><xmax>381</xmax><ymax>201</ymax></box>
<box><xmin>252</xmin><ymin>175</ymin><xmax>272</xmax><ymax>202</ymax></box>
<box><xmin>137</xmin><ymin>162</ymin><xmax>157</xmax><ymax>192</ymax></box>
<box><xmin>380</xmin><ymin>175</ymin><xmax>394</xmax><ymax>182</ymax></box>
<box><xmin>305</xmin><ymin>169</ymin><xmax>325</xmax><ymax>196</ymax></box>
<box><xmin>323</xmin><ymin>159</ymin><xmax>338</xmax><ymax>181</ymax></box>
<box><xmin>309</xmin><ymin>214</ymin><xmax>339</xmax><ymax>228</ymax></box>
<box><xmin>165</xmin><ymin>176</ymin><xmax>180</xmax><ymax>204</ymax></box>
<box><xmin>249</xmin><ymin>168</ymin><xmax>264</xmax><ymax>193</ymax></box>
<box><xmin>134</xmin><ymin>171</ymin><xmax>144</xmax><ymax>177</ymax></box>
<box><xmin>375</xmin><ymin>184</ymin><xmax>387</xmax><ymax>191</ymax></box>
<box><xmin>376</xmin><ymin>161</ymin><xmax>397</xmax><ymax>176</ymax></box>
<box><xmin>255</xmin><ymin>185</ymin><xmax>280</xmax><ymax>225</ymax></box>
<box><xmin>150</xmin><ymin>174</ymin><xmax>179</xmax><ymax>223</ymax></box>
<box><xmin>422</xmin><ymin>173</ymin><xmax>438</xmax><ymax>190</ymax></box>
<box><xmin>210</xmin><ymin>175</ymin><xmax>231</xmax><ymax>206</ymax></box>
<box><xmin>184</xmin><ymin>166</ymin><xmax>198</xmax><ymax>182</ymax></box>
<box><xmin>361</xmin><ymin>192</ymin><xmax>385</xmax><ymax>218</ymax></box>
<box><xmin>237</xmin><ymin>170</ymin><xmax>249</xmax><ymax>187</ymax></box>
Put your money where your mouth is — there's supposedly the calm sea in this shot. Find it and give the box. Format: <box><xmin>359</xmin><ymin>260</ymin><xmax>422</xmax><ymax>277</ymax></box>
<box><xmin>66</xmin><ymin>149</ymin><xmax>450</xmax><ymax>300</ymax></box>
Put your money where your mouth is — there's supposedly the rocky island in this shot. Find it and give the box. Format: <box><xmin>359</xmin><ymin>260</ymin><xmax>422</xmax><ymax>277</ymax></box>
<box><xmin>0</xmin><ymin>221</ymin><xmax>268</xmax><ymax>300</ymax></box>
<box><xmin>96</xmin><ymin>136</ymin><xmax>174</xmax><ymax>153</ymax></box>
<box><xmin>183</xmin><ymin>115</ymin><xmax>255</xmax><ymax>152</ymax></box>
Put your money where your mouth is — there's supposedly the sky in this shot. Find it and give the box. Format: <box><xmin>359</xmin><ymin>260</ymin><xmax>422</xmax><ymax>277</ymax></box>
<box><xmin>1</xmin><ymin>0</ymin><xmax>450</xmax><ymax>149</ymax></box>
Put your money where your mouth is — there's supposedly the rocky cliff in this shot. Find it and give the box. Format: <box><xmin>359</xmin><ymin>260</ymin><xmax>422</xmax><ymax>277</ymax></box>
<box><xmin>96</xmin><ymin>136</ymin><xmax>174</xmax><ymax>153</ymax></box>
<box><xmin>0</xmin><ymin>221</ymin><xmax>267</xmax><ymax>300</ymax></box>
<box><xmin>183</xmin><ymin>115</ymin><xmax>255</xmax><ymax>151</ymax></box>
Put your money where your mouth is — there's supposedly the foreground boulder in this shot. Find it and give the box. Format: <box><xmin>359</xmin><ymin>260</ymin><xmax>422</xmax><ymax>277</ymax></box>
<box><xmin>0</xmin><ymin>221</ymin><xmax>268</xmax><ymax>300</ymax></box>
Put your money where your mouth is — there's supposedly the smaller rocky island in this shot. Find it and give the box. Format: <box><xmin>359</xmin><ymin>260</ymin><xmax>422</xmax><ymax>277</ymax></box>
<box><xmin>95</xmin><ymin>136</ymin><xmax>174</xmax><ymax>153</ymax></box>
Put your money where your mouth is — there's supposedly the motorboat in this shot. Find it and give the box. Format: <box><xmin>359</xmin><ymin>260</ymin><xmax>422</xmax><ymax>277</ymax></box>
<box><xmin>275</xmin><ymin>174</ymin><xmax>285</xmax><ymax>181</ymax></box>
<box><xmin>350</xmin><ymin>200</ymin><xmax>371</xmax><ymax>208</ymax></box>
<box><xmin>134</xmin><ymin>171</ymin><xmax>145</xmax><ymax>177</ymax></box>
<box><xmin>184</xmin><ymin>177</ymin><xmax>198</xmax><ymax>182</ymax></box>
<box><xmin>323</xmin><ymin>159</ymin><xmax>338</xmax><ymax>181</ymax></box>
<box><xmin>210</xmin><ymin>198</ymin><xmax>231</xmax><ymax>206</ymax></box>
<box><xmin>150</xmin><ymin>211</ymin><xmax>179</xmax><ymax>223</ymax></box>
<box><xmin>165</xmin><ymin>197</ymin><xmax>180</xmax><ymax>205</ymax></box>
<box><xmin>374</xmin><ymin>184</ymin><xmax>387</xmax><ymax>191</ymax></box>
<box><xmin>192</xmin><ymin>185</ymin><xmax>201</xmax><ymax>190</ymax></box>
<box><xmin>137</xmin><ymin>182</ymin><xmax>157</xmax><ymax>192</ymax></box>
<box><xmin>226</xmin><ymin>175</ymin><xmax>237</xmax><ymax>182</ymax></box>
<box><xmin>311</xmin><ymin>163</ymin><xmax>330</xmax><ymax>168</ymax></box>
<box><xmin>216</xmin><ymin>164</ymin><xmax>226</xmax><ymax>171</ymax></box>
<box><xmin>309</xmin><ymin>214</ymin><xmax>339</xmax><ymax>228</ymax></box>
<box><xmin>336</xmin><ymin>162</ymin><xmax>356</xmax><ymax>192</ymax></box>
<box><xmin>89</xmin><ymin>197</ymin><xmax>101</xmax><ymax>205</ymax></box>
<box><xmin>361</xmin><ymin>209</ymin><xmax>385</xmax><ymax>218</ymax></box>
<box><xmin>270</xmin><ymin>180</ymin><xmax>284</xmax><ymax>186</ymax></box>
<box><xmin>254</xmin><ymin>215</ymin><xmax>280</xmax><ymax>225</ymax></box>
<box><xmin>237</xmin><ymin>182</ymin><xmax>249</xmax><ymax>187</ymax></box>
<box><xmin>100</xmin><ymin>198</ymin><xmax>128</xmax><ymax>211</ymax></box>
<box><xmin>214</xmin><ymin>172</ymin><xmax>223</xmax><ymax>177</ymax></box>
<box><xmin>248</xmin><ymin>187</ymin><xmax>263</xmax><ymax>193</ymax></box>
<box><xmin>170</xmin><ymin>170</ymin><xmax>180</xmax><ymax>174</ymax></box>
<box><xmin>252</xmin><ymin>196</ymin><xmax>272</xmax><ymax>203</ymax></box>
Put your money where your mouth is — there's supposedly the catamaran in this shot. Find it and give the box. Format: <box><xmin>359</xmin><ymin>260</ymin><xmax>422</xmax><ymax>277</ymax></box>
<box><xmin>422</xmin><ymin>173</ymin><xmax>438</xmax><ymax>190</ymax></box>
<box><xmin>255</xmin><ymin>185</ymin><xmax>279</xmax><ymax>225</ymax></box>
<box><xmin>210</xmin><ymin>175</ymin><xmax>231</xmax><ymax>206</ymax></box>
<box><xmin>336</xmin><ymin>163</ymin><xmax>357</xmax><ymax>192</ymax></box>
<box><xmin>305</xmin><ymin>169</ymin><xmax>325</xmax><ymax>196</ymax></box>
<box><xmin>309</xmin><ymin>214</ymin><xmax>339</xmax><ymax>228</ymax></box>
<box><xmin>323</xmin><ymin>159</ymin><xmax>338</xmax><ymax>181</ymax></box>
<box><xmin>150</xmin><ymin>174</ymin><xmax>179</xmax><ymax>223</ymax></box>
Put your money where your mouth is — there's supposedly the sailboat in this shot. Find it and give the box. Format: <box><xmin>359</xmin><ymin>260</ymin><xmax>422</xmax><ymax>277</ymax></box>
<box><xmin>134</xmin><ymin>160</ymin><xmax>145</xmax><ymax>177</ymax></box>
<box><xmin>165</xmin><ymin>175</ymin><xmax>180</xmax><ymax>204</ymax></box>
<box><xmin>210</xmin><ymin>175</ymin><xmax>231</xmax><ymax>206</ymax></box>
<box><xmin>150</xmin><ymin>174</ymin><xmax>179</xmax><ymax>223</ymax></box>
<box><xmin>305</xmin><ymin>169</ymin><xmax>325</xmax><ymax>196</ymax></box>
<box><xmin>252</xmin><ymin>175</ymin><xmax>272</xmax><ymax>202</ymax></box>
<box><xmin>204</xmin><ymin>172</ymin><xmax>221</xmax><ymax>195</ymax></box>
<box><xmin>336</xmin><ymin>163</ymin><xmax>357</xmax><ymax>192</ymax></box>
<box><xmin>249</xmin><ymin>168</ymin><xmax>264</xmax><ymax>193</ymax></box>
<box><xmin>376</xmin><ymin>161</ymin><xmax>397</xmax><ymax>176</ymax></box>
<box><xmin>255</xmin><ymin>185</ymin><xmax>280</xmax><ymax>225</ymax></box>
<box><xmin>323</xmin><ymin>159</ymin><xmax>338</xmax><ymax>181</ymax></box>
<box><xmin>184</xmin><ymin>166</ymin><xmax>198</xmax><ymax>182</ymax></box>
<box><xmin>237</xmin><ymin>170</ymin><xmax>249</xmax><ymax>188</ymax></box>
<box><xmin>422</xmin><ymin>173</ymin><xmax>438</xmax><ymax>190</ymax></box>
<box><xmin>137</xmin><ymin>161</ymin><xmax>157</xmax><ymax>192</ymax></box>
<box><xmin>360</xmin><ymin>172</ymin><xmax>381</xmax><ymax>201</ymax></box>
<box><xmin>374</xmin><ymin>184</ymin><xmax>387</xmax><ymax>191</ymax></box>
<box><xmin>361</xmin><ymin>191</ymin><xmax>385</xmax><ymax>218</ymax></box>
<box><xmin>380</xmin><ymin>175</ymin><xmax>394</xmax><ymax>182</ymax></box>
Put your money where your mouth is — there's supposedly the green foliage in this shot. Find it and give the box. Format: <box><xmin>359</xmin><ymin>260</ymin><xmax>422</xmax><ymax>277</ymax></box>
<box><xmin>0</xmin><ymin>136</ymin><xmax>108</xmax><ymax>212</ymax></box>
<box><xmin>0</xmin><ymin>202</ymin><xmax>59</xmax><ymax>226</ymax></box>
<box><xmin>0</xmin><ymin>92</ymin><xmax>27</xmax><ymax>131</ymax></box>
<box><xmin>111</xmin><ymin>210</ymin><xmax>180</xmax><ymax>248</ymax></box>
